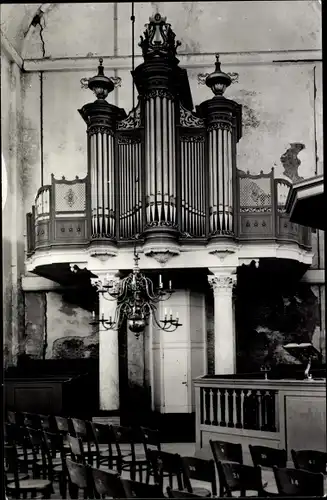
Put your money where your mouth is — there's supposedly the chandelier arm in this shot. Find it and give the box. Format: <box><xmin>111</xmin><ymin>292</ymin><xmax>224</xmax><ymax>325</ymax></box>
<box><xmin>144</xmin><ymin>277</ymin><xmax>162</xmax><ymax>302</ymax></box>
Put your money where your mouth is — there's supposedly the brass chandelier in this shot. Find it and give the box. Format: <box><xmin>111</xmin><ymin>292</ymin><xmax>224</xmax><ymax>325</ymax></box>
<box><xmin>90</xmin><ymin>250</ymin><xmax>181</xmax><ymax>338</ymax></box>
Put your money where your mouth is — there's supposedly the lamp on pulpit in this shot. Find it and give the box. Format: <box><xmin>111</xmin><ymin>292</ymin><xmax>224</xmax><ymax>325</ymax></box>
<box><xmin>283</xmin><ymin>342</ymin><xmax>321</xmax><ymax>380</ymax></box>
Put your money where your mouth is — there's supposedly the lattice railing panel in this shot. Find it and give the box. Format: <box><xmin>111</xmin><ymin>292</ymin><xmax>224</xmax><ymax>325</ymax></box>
<box><xmin>55</xmin><ymin>182</ymin><xmax>86</xmax><ymax>213</ymax></box>
<box><xmin>239</xmin><ymin>176</ymin><xmax>272</xmax><ymax>212</ymax></box>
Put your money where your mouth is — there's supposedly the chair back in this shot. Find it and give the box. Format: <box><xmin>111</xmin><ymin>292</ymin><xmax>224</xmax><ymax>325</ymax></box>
<box><xmin>273</xmin><ymin>466</ymin><xmax>324</xmax><ymax>496</ymax></box>
<box><xmin>249</xmin><ymin>444</ymin><xmax>287</xmax><ymax>468</ymax></box>
<box><xmin>55</xmin><ymin>415</ymin><xmax>70</xmax><ymax>434</ymax></box>
<box><xmin>27</xmin><ymin>427</ymin><xmax>48</xmax><ymax>474</ymax></box>
<box><xmin>5</xmin><ymin>423</ymin><xmax>16</xmax><ymax>446</ymax></box>
<box><xmin>39</xmin><ymin>415</ymin><xmax>56</xmax><ymax>432</ymax></box>
<box><xmin>67</xmin><ymin>434</ymin><xmax>86</xmax><ymax>464</ymax></box>
<box><xmin>71</xmin><ymin>417</ymin><xmax>88</xmax><ymax>438</ymax></box>
<box><xmin>218</xmin><ymin>461</ymin><xmax>264</xmax><ymax>497</ymax></box>
<box><xmin>111</xmin><ymin>425</ymin><xmax>137</xmax><ymax>461</ymax></box>
<box><xmin>147</xmin><ymin>449</ymin><xmax>184</xmax><ymax>490</ymax></box>
<box><xmin>209</xmin><ymin>439</ymin><xmax>243</xmax><ymax>464</ymax></box>
<box><xmin>24</xmin><ymin>413</ymin><xmax>41</xmax><ymax>430</ymax></box>
<box><xmin>7</xmin><ymin>411</ymin><xmax>16</xmax><ymax>424</ymax></box>
<box><xmin>66</xmin><ymin>458</ymin><xmax>89</xmax><ymax>489</ymax></box>
<box><xmin>4</xmin><ymin>444</ymin><xmax>21</xmax><ymax>490</ymax></box>
<box><xmin>121</xmin><ymin>477</ymin><xmax>165</xmax><ymax>498</ymax></box>
<box><xmin>291</xmin><ymin>449</ymin><xmax>327</xmax><ymax>473</ymax></box>
<box><xmin>181</xmin><ymin>456</ymin><xmax>217</xmax><ymax>496</ymax></box>
<box><xmin>140</xmin><ymin>426</ymin><xmax>161</xmax><ymax>455</ymax></box>
<box><xmin>91</xmin><ymin>467</ymin><xmax>126</xmax><ymax>498</ymax></box>
<box><xmin>166</xmin><ymin>487</ymin><xmax>204</xmax><ymax>498</ymax></box>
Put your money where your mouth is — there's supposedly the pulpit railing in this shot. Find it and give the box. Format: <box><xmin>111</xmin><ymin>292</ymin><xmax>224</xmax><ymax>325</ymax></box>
<box><xmin>194</xmin><ymin>376</ymin><xmax>326</xmax><ymax>464</ymax></box>
<box><xmin>26</xmin><ymin>169</ymin><xmax>311</xmax><ymax>255</ymax></box>
<box><xmin>200</xmin><ymin>385</ymin><xmax>277</xmax><ymax>432</ymax></box>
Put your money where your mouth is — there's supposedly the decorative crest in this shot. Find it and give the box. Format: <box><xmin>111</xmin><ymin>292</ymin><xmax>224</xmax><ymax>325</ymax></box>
<box><xmin>139</xmin><ymin>12</ymin><xmax>181</xmax><ymax>61</ymax></box>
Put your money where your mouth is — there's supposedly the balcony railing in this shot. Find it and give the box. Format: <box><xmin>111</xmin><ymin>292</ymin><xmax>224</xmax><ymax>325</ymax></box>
<box><xmin>26</xmin><ymin>169</ymin><xmax>311</xmax><ymax>256</ymax></box>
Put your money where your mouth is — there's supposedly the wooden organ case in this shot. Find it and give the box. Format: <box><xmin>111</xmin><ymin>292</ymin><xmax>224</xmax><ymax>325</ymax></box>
<box><xmin>78</xmin><ymin>13</ymin><xmax>243</xmax><ymax>255</ymax></box>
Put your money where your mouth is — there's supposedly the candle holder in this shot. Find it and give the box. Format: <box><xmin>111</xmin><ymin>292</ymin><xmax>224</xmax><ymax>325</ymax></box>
<box><xmin>260</xmin><ymin>364</ymin><xmax>271</xmax><ymax>380</ymax></box>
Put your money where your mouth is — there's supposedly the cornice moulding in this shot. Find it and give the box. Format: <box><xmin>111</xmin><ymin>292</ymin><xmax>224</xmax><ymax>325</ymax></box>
<box><xmin>22</xmin><ymin>50</ymin><xmax>322</xmax><ymax>72</ymax></box>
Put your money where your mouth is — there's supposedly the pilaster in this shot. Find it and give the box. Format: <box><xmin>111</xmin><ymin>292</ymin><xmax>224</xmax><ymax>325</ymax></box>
<box><xmin>208</xmin><ymin>267</ymin><xmax>237</xmax><ymax>374</ymax></box>
<box><xmin>91</xmin><ymin>270</ymin><xmax>120</xmax><ymax>411</ymax></box>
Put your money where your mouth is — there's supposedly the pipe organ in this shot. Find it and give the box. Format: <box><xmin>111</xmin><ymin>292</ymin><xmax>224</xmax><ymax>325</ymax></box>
<box><xmin>79</xmin><ymin>13</ymin><xmax>243</xmax><ymax>250</ymax></box>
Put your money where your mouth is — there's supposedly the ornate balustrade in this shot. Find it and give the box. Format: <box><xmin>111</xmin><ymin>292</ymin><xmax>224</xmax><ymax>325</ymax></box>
<box><xmin>27</xmin><ymin>175</ymin><xmax>89</xmax><ymax>256</ymax></box>
<box><xmin>236</xmin><ymin>169</ymin><xmax>311</xmax><ymax>247</ymax></box>
<box><xmin>26</xmin><ymin>169</ymin><xmax>311</xmax><ymax>256</ymax></box>
<box><xmin>194</xmin><ymin>376</ymin><xmax>326</xmax><ymax>465</ymax></box>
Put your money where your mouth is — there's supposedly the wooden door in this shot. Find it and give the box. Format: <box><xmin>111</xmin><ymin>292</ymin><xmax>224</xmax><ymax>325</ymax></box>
<box><xmin>162</xmin><ymin>347</ymin><xmax>190</xmax><ymax>413</ymax></box>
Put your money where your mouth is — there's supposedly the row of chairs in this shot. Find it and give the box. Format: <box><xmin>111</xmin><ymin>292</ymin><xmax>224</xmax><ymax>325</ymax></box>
<box><xmin>5</xmin><ymin>410</ymin><xmax>327</xmax><ymax>498</ymax></box>
<box><xmin>210</xmin><ymin>438</ymin><xmax>327</xmax><ymax>474</ymax></box>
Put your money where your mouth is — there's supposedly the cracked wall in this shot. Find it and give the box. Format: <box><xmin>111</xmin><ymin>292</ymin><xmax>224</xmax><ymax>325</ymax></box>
<box><xmin>23</xmin><ymin>291</ymin><xmax>98</xmax><ymax>361</ymax></box>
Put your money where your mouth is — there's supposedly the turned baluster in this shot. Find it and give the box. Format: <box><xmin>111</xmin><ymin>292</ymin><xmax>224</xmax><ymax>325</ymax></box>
<box><xmin>251</xmin><ymin>389</ymin><xmax>260</xmax><ymax>430</ymax></box>
<box><xmin>267</xmin><ymin>390</ymin><xmax>277</xmax><ymax>432</ymax></box>
<box><xmin>243</xmin><ymin>389</ymin><xmax>250</xmax><ymax>429</ymax></box>
<box><xmin>204</xmin><ymin>388</ymin><xmax>212</xmax><ymax>425</ymax></box>
<box><xmin>200</xmin><ymin>387</ymin><xmax>204</xmax><ymax>425</ymax></box>
<box><xmin>235</xmin><ymin>389</ymin><xmax>243</xmax><ymax>429</ymax></box>
<box><xmin>212</xmin><ymin>388</ymin><xmax>218</xmax><ymax>426</ymax></box>
<box><xmin>227</xmin><ymin>389</ymin><xmax>234</xmax><ymax>427</ymax></box>
<box><xmin>219</xmin><ymin>389</ymin><xmax>226</xmax><ymax>426</ymax></box>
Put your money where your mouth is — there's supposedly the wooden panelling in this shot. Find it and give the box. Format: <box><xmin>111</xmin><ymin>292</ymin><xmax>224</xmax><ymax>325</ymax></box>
<box><xmin>54</xmin><ymin>218</ymin><xmax>87</xmax><ymax>241</ymax></box>
<box><xmin>239</xmin><ymin>213</ymin><xmax>273</xmax><ymax>237</ymax></box>
<box><xmin>284</xmin><ymin>394</ymin><xmax>326</xmax><ymax>457</ymax></box>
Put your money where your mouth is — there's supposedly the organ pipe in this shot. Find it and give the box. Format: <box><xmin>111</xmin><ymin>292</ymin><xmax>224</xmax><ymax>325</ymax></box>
<box><xmin>144</xmin><ymin>92</ymin><xmax>177</xmax><ymax>230</ymax></box>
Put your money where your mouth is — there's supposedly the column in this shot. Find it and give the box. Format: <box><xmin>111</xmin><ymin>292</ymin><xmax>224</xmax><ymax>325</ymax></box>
<box><xmin>208</xmin><ymin>268</ymin><xmax>237</xmax><ymax>375</ymax></box>
<box><xmin>94</xmin><ymin>271</ymin><xmax>120</xmax><ymax>411</ymax></box>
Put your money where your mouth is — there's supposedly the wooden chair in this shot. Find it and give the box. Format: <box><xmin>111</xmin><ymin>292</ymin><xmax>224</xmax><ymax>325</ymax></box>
<box><xmin>91</xmin><ymin>467</ymin><xmax>127</xmax><ymax>499</ymax></box>
<box><xmin>42</xmin><ymin>431</ymin><xmax>68</xmax><ymax>499</ymax></box>
<box><xmin>25</xmin><ymin>428</ymin><xmax>49</xmax><ymax>479</ymax></box>
<box><xmin>291</xmin><ymin>449</ymin><xmax>327</xmax><ymax>474</ymax></box>
<box><xmin>66</xmin><ymin>458</ymin><xmax>94</xmax><ymax>499</ymax></box>
<box><xmin>67</xmin><ymin>434</ymin><xmax>87</xmax><ymax>465</ymax></box>
<box><xmin>273</xmin><ymin>466</ymin><xmax>324</xmax><ymax>496</ymax></box>
<box><xmin>147</xmin><ymin>449</ymin><xmax>185</xmax><ymax>491</ymax></box>
<box><xmin>5</xmin><ymin>444</ymin><xmax>53</xmax><ymax>499</ymax></box>
<box><xmin>111</xmin><ymin>425</ymin><xmax>148</xmax><ymax>481</ymax></box>
<box><xmin>249</xmin><ymin>445</ymin><xmax>287</xmax><ymax>469</ymax></box>
<box><xmin>39</xmin><ymin>414</ymin><xmax>57</xmax><ymax>433</ymax></box>
<box><xmin>54</xmin><ymin>416</ymin><xmax>72</xmax><ymax>454</ymax></box>
<box><xmin>121</xmin><ymin>477</ymin><xmax>165</xmax><ymax>498</ymax></box>
<box><xmin>140</xmin><ymin>426</ymin><xmax>162</xmax><ymax>483</ymax></box>
<box><xmin>181</xmin><ymin>456</ymin><xmax>217</xmax><ymax>497</ymax></box>
<box><xmin>71</xmin><ymin>417</ymin><xmax>98</xmax><ymax>465</ymax></box>
<box><xmin>167</xmin><ymin>487</ymin><xmax>205</xmax><ymax>498</ymax></box>
<box><xmin>217</xmin><ymin>461</ymin><xmax>266</xmax><ymax>497</ymax></box>
<box><xmin>7</xmin><ymin>410</ymin><xmax>16</xmax><ymax>424</ymax></box>
<box><xmin>89</xmin><ymin>421</ymin><xmax>125</xmax><ymax>470</ymax></box>
<box><xmin>23</xmin><ymin>413</ymin><xmax>42</xmax><ymax>430</ymax></box>
<box><xmin>209</xmin><ymin>439</ymin><xmax>243</xmax><ymax>465</ymax></box>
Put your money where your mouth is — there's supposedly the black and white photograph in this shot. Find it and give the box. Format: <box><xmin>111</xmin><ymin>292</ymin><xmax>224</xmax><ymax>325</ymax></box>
<box><xmin>2</xmin><ymin>1</ymin><xmax>325</xmax><ymax>498</ymax></box>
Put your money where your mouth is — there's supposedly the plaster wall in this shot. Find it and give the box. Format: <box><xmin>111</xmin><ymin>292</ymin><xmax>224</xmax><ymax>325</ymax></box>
<box><xmin>2</xmin><ymin>52</ymin><xmax>25</xmax><ymax>366</ymax></box>
<box><xmin>46</xmin><ymin>291</ymin><xmax>98</xmax><ymax>359</ymax></box>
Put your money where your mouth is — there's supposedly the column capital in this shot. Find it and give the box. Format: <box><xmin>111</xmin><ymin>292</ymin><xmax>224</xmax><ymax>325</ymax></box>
<box><xmin>208</xmin><ymin>268</ymin><xmax>237</xmax><ymax>295</ymax></box>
